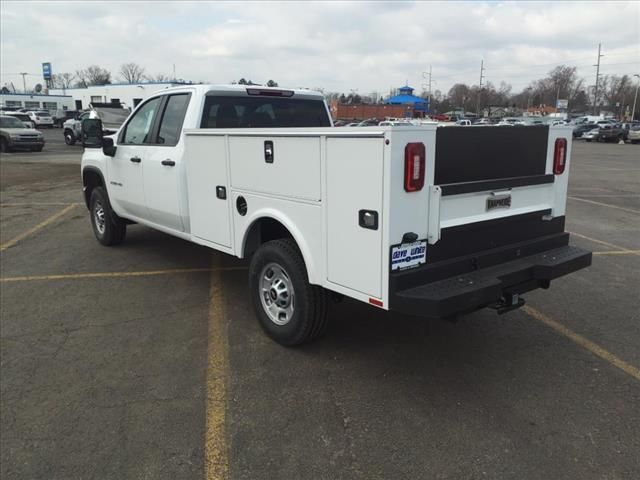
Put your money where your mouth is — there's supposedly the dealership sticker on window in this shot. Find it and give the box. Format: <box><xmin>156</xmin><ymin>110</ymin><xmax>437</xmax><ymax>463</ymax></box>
<box><xmin>391</xmin><ymin>241</ymin><xmax>427</xmax><ymax>271</ymax></box>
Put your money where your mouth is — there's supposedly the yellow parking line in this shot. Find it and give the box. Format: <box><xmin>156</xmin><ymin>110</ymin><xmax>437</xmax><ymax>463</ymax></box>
<box><xmin>0</xmin><ymin>202</ymin><xmax>77</xmax><ymax>207</ymax></box>
<box><xmin>592</xmin><ymin>250</ymin><xmax>640</xmax><ymax>256</ymax></box>
<box><xmin>569</xmin><ymin>231</ymin><xmax>635</xmax><ymax>252</ymax></box>
<box><xmin>523</xmin><ymin>305</ymin><xmax>640</xmax><ymax>382</ymax></box>
<box><xmin>0</xmin><ymin>203</ymin><xmax>78</xmax><ymax>252</ymax></box>
<box><xmin>568</xmin><ymin>196</ymin><xmax>640</xmax><ymax>215</ymax></box>
<box><xmin>0</xmin><ymin>266</ymin><xmax>247</xmax><ymax>283</ymax></box>
<box><xmin>205</xmin><ymin>254</ymin><xmax>230</xmax><ymax>480</ymax></box>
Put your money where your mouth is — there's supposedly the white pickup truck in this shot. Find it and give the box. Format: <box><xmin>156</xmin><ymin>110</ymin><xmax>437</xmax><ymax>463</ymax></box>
<box><xmin>80</xmin><ymin>84</ymin><xmax>591</xmax><ymax>346</ymax></box>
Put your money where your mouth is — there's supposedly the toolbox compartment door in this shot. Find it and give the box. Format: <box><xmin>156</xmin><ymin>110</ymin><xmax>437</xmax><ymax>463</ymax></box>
<box><xmin>326</xmin><ymin>137</ymin><xmax>384</xmax><ymax>298</ymax></box>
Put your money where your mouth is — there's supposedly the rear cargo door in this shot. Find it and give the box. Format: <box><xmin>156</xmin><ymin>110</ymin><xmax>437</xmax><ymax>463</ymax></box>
<box><xmin>426</xmin><ymin>125</ymin><xmax>571</xmax><ymax>260</ymax></box>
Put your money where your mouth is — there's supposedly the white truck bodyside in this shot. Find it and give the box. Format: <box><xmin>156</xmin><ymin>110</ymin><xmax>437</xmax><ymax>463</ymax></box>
<box><xmin>81</xmin><ymin>84</ymin><xmax>588</xmax><ymax>332</ymax></box>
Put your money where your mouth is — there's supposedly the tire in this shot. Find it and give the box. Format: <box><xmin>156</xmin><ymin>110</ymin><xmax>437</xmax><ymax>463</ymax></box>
<box><xmin>0</xmin><ymin>138</ymin><xmax>11</xmax><ymax>153</ymax></box>
<box><xmin>89</xmin><ymin>186</ymin><xmax>126</xmax><ymax>246</ymax></box>
<box><xmin>64</xmin><ymin>130</ymin><xmax>76</xmax><ymax>145</ymax></box>
<box><xmin>249</xmin><ymin>238</ymin><xmax>328</xmax><ymax>346</ymax></box>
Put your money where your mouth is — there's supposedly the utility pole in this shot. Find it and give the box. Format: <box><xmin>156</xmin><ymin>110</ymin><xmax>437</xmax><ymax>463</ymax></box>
<box><xmin>19</xmin><ymin>72</ymin><xmax>28</xmax><ymax>93</ymax></box>
<box><xmin>422</xmin><ymin>65</ymin><xmax>432</xmax><ymax>112</ymax></box>
<box><xmin>476</xmin><ymin>60</ymin><xmax>485</xmax><ymax>116</ymax></box>
<box><xmin>632</xmin><ymin>74</ymin><xmax>640</xmax><ymax>122</ymax></box>
<box><xmin>593</xmin><ymin>43</ymin><xmax>604</xmax><ymax>115</ymax></box>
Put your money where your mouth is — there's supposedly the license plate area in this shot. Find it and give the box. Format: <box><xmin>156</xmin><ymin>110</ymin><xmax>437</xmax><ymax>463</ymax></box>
<box><xmin>391</xmin><ymin>241</ymin><xmax>427</xmax><ymax>271</ymax></box>
<box><xmin>486</xmin><ymin>193</ymin><xmax>512</xmax><ymax>211</ymax></box>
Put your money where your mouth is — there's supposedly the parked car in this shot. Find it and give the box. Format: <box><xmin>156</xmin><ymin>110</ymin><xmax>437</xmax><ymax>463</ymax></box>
<box><xmin>572</xmin><ymin>123</ymin><xmax>596</xmax><ymax>139</ymax></box>
<box><xmin>26</xmin><ymin>110</ymin><xmax>54</xmax><ymax>128</ymax></box>
<box><xmin>357</xmin><ymin>118</ymin><xmax>380</xmax><ymax>127</ymax></box>
<box><xmin>378</xmin><ymin>121</ymin><xmax>412</xmax><ymax>126</ymax></box>
<box><xmin>1</xmin><ymin>111</ymin><xmax>35</xmax><ymax>128</ymax></box>
<box><xmin>0</xmin><ymin>115</ymin><xmax>45</xmax><ymax>152</ymax></box>
<box><xmin>497</xmin><ymin>117</ymin><xmax>526</xmax><ymax>126</ymax></box>
<box><xmin>581</xmin><ymin>127</ymin><xmax>600</xmax><ymax>142</ymax></box>
<box><xmin>597</xmin><ymin>123</ymin><xmax>628</xmax><ymax>143</ymax></box>
<box><xmin>627</xmin><ymin>125</ymin><xmax>640</xmax><ymax>144</ymax></box>
<box><xmin>53</xmin><ymin>110</ymin><xmax>80</xmax><ymax>127</ymax></box>
<box><xmin>63</xmin><ymin>105</ymin><xmax>129</xmax><ymax>145</ymax></box>
<box><xmin>456</xmin><ymin>119</ymin><xmax>472</xmax><ymax>126</ymax></box>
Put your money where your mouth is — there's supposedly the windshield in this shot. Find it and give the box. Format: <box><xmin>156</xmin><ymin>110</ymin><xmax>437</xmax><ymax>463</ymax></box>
<box><xmin>36</xmin><ymin>111</ymin><xmax>51</xmax><ymax>117</ymax></box>
<box><xmin>0</xmin><ymin>116</ymin><xmax>25</xmax><ymax>128</ymax></box>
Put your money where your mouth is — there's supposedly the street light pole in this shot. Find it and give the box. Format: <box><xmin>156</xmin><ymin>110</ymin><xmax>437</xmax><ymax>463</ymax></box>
<box><xmin>632</xmin><ymin>74</ymin><xmax>640</xmax><ymax>122</ymax></box>
<box><xmin>19</xmin><ymin>72</ymin><xmax>28</xmax><ymax>93</ymax></box>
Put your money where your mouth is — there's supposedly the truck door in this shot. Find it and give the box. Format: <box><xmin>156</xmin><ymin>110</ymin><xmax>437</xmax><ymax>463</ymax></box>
<box><xmin>142</xmin><ymin>93</ymin><xmax>191</xmax><ymax>231</ymax></box>
<box><xmin>107</xmin><ymin>96</ymin><xmax>162</xmax><ymax>220</ymax></box>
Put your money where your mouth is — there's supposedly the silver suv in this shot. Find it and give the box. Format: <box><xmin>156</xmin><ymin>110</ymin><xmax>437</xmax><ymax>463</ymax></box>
<box><xmin>0</xmin><ymin>115</ymin><xmax>45</xmax><ymax>152</ymax></box>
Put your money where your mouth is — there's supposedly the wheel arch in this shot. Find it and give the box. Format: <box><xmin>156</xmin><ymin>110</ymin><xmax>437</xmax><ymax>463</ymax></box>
<box><xmin>241</xmin><ymin>212</ymin><xmax>320</xmax><ymax>284</ymax></box>
<box><xmin>82</xmin><ymin>167</ymin><xmax>106</xmax><ymax>209</ymax></box>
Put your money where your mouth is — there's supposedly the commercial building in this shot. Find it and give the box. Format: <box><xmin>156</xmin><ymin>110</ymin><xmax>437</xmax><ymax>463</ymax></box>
<box><xmin>385</xmin><ymin>85</ymin><xmax>429</xmax><ymax>115</ymax></box>
<box><xmin>0</xmin><ymin>92</ymin><xmax>74</xmax><ymax>112</ymax></box>
<box><xmin>330</xmin><ymin>85</ymin><xmax>430</xmax><ymax>121</ymax></box>
<box><xmin>49</xmin><ymin>81</ymin><xmax>189</xmax><ymax>110</ymax></box>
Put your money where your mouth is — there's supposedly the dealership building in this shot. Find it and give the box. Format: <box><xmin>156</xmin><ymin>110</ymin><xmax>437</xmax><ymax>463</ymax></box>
<box><xmin>1</xmin><ymin>81</ymin><xmax>190</xmax><ymax>113</ymax></box>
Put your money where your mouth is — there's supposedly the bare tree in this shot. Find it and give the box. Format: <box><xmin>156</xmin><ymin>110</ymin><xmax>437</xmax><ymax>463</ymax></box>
<box><xmin>447</xmin><ymin>83</ymin><xmax>470</xmax><ymax>110</ymax></box>
<box><xmin>52</xmin><ymin>72</ymin><xmax>75</xmax><ymax>89</ymax></box>
<box><xmin>120</xmin><ymin>63</ymin><xmax>146</xmax><ymax>84</ymax></box>
<box><xmin>144</xmin><ymin>73</ymin><xmax>170</xmax><ymax>82</ymax></box>
<box><xmin>75</xmin><ymin>66</ymin><xmax>111</xmax><ymax>87</ymax></box>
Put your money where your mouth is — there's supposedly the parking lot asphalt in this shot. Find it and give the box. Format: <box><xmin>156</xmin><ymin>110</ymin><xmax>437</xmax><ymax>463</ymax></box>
<box><xmin>1</xmin><ymin>133</ymin><xmax>639</xmax><ymax>479</ymax></box>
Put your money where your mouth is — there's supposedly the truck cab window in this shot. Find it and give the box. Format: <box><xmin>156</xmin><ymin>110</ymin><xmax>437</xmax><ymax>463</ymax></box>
<box><xmin>122</xmin><ymin>97</ymin><xmax>162</xmax><ymax>144</ymax></box>
<box><xmin>200</xmin><ymin>96</ymin><xmax>330</xmax><ymax>128</ymax></box>
<box><xmin>156</xmin><ymin>94</ymin><xmax>190</xmax><ymax>145</ymax></box>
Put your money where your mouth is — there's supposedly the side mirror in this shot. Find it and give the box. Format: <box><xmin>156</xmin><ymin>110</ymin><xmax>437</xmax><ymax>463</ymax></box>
<box><xmin>102</xmin><ymin>137</ymin><xmax>116</xmax><ymax>157</ymax></box>
<box><xmin>82</xmin><ymin>118</ymin><xmax>103</xmax><ymax>148</ymax></box>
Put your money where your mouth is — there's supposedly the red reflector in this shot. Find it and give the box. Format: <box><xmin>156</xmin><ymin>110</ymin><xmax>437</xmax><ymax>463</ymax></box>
<box><xmin>246</xmin><ymin>88</ymin><xmax>294</xmax><ymax>97</ymax></box>
<box><xmin>404</xmin><ymin>142</ymin><xmax>426</xmax><ymax>192</ymax></box>
<box><xmin>553</xmin><ymin>138</ymin><xmax>567</xmax><ymax>175</ymax></box>
<box><xmin>369</xmin><ymin>298</ymin><xmax>383</xmax><ymax>308</ymax></box>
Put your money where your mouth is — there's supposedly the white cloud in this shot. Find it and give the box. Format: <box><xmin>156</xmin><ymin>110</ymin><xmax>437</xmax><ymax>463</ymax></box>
<box><xmin>1</xmin><ymin>0</ymin><xmax>638</xmax><ymax>94</ymax></box>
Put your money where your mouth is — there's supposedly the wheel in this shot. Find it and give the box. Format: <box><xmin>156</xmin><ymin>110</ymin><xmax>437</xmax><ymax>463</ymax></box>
<box><xmin>249</xmin><ymin>238</ymin><xmax>328</xmax><ymax>346</ymax></box>
<box><xmin>89</xmin><ymin>186</ymin><xmax>126</xmax><ymax>246</ymax></box>
<box><xmin>0</xmin><ymin>138</ymin><xmax>11</xmax><ymax>153</ymax></box>
<box><xmin>64</xmin><ymin>130</ymin><xmax>76</xmax><ymax>145</ymax></box>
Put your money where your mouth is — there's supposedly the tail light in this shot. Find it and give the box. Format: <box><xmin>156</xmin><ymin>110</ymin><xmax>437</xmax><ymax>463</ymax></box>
<box><xmin>404</xmin><ymin>142</ymin><xmax>426</xmax><ymax>192</ymax></box>
<box><xmin>553</xmin><ymin>138</ymin><xmax>567</xmax><ymax>175</ymax></box>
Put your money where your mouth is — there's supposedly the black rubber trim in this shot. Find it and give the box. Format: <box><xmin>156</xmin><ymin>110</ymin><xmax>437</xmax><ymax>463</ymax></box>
<box><xmin>390</xmin><ymin>244</ymin><xmax>592</xmax><ymax>318</ymax></box>
<box><xmin>440</xmin><ymin>174</ymin><xmax>554</xmax><ymax>196</ymax></box>
<box><xmin>423</xmin><ymin>210</ymin><xmax>564</xmax><ymax>264</ymax></box>
<box><xmin>81</xmin><ymin>166</ymin><xmax>106</xmax><ymax>209</ymax></box>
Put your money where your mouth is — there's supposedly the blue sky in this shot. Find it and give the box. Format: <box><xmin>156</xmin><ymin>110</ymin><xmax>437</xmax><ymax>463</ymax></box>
<box><xmin>1</xmin><ymin>1</ymin><xmax>638</xmax><ymax>95</ymax></box>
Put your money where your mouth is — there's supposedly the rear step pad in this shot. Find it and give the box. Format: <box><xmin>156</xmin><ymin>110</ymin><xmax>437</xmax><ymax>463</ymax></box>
<box><xmin>393</xmin><ymin>245</ymin><xmax>592</xmax><ymax>317</ymax></box>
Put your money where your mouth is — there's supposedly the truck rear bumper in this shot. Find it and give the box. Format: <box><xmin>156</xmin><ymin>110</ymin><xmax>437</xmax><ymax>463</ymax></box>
<box><xmin>390</xmin><ymin>243</ymin><xmax>592</xmax><ymax>318</ymax></box>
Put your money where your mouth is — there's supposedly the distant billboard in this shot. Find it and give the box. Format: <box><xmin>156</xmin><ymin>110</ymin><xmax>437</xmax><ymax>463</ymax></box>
<box><xmin>556</xmin><ymin>99</ymin><xmax>568</xmax><ymax>110</ymax></box>
<box><xmin>42</xmin><ymin>62</ymin><xmax>52</xmax><ymax>80</ymax></box>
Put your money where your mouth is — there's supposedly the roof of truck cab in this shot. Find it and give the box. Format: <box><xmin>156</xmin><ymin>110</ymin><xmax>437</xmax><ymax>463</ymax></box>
<box><xmin>156</xmin><ymin>84</ymin><xmax>325</xmax><ymax>99</ymax></box>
